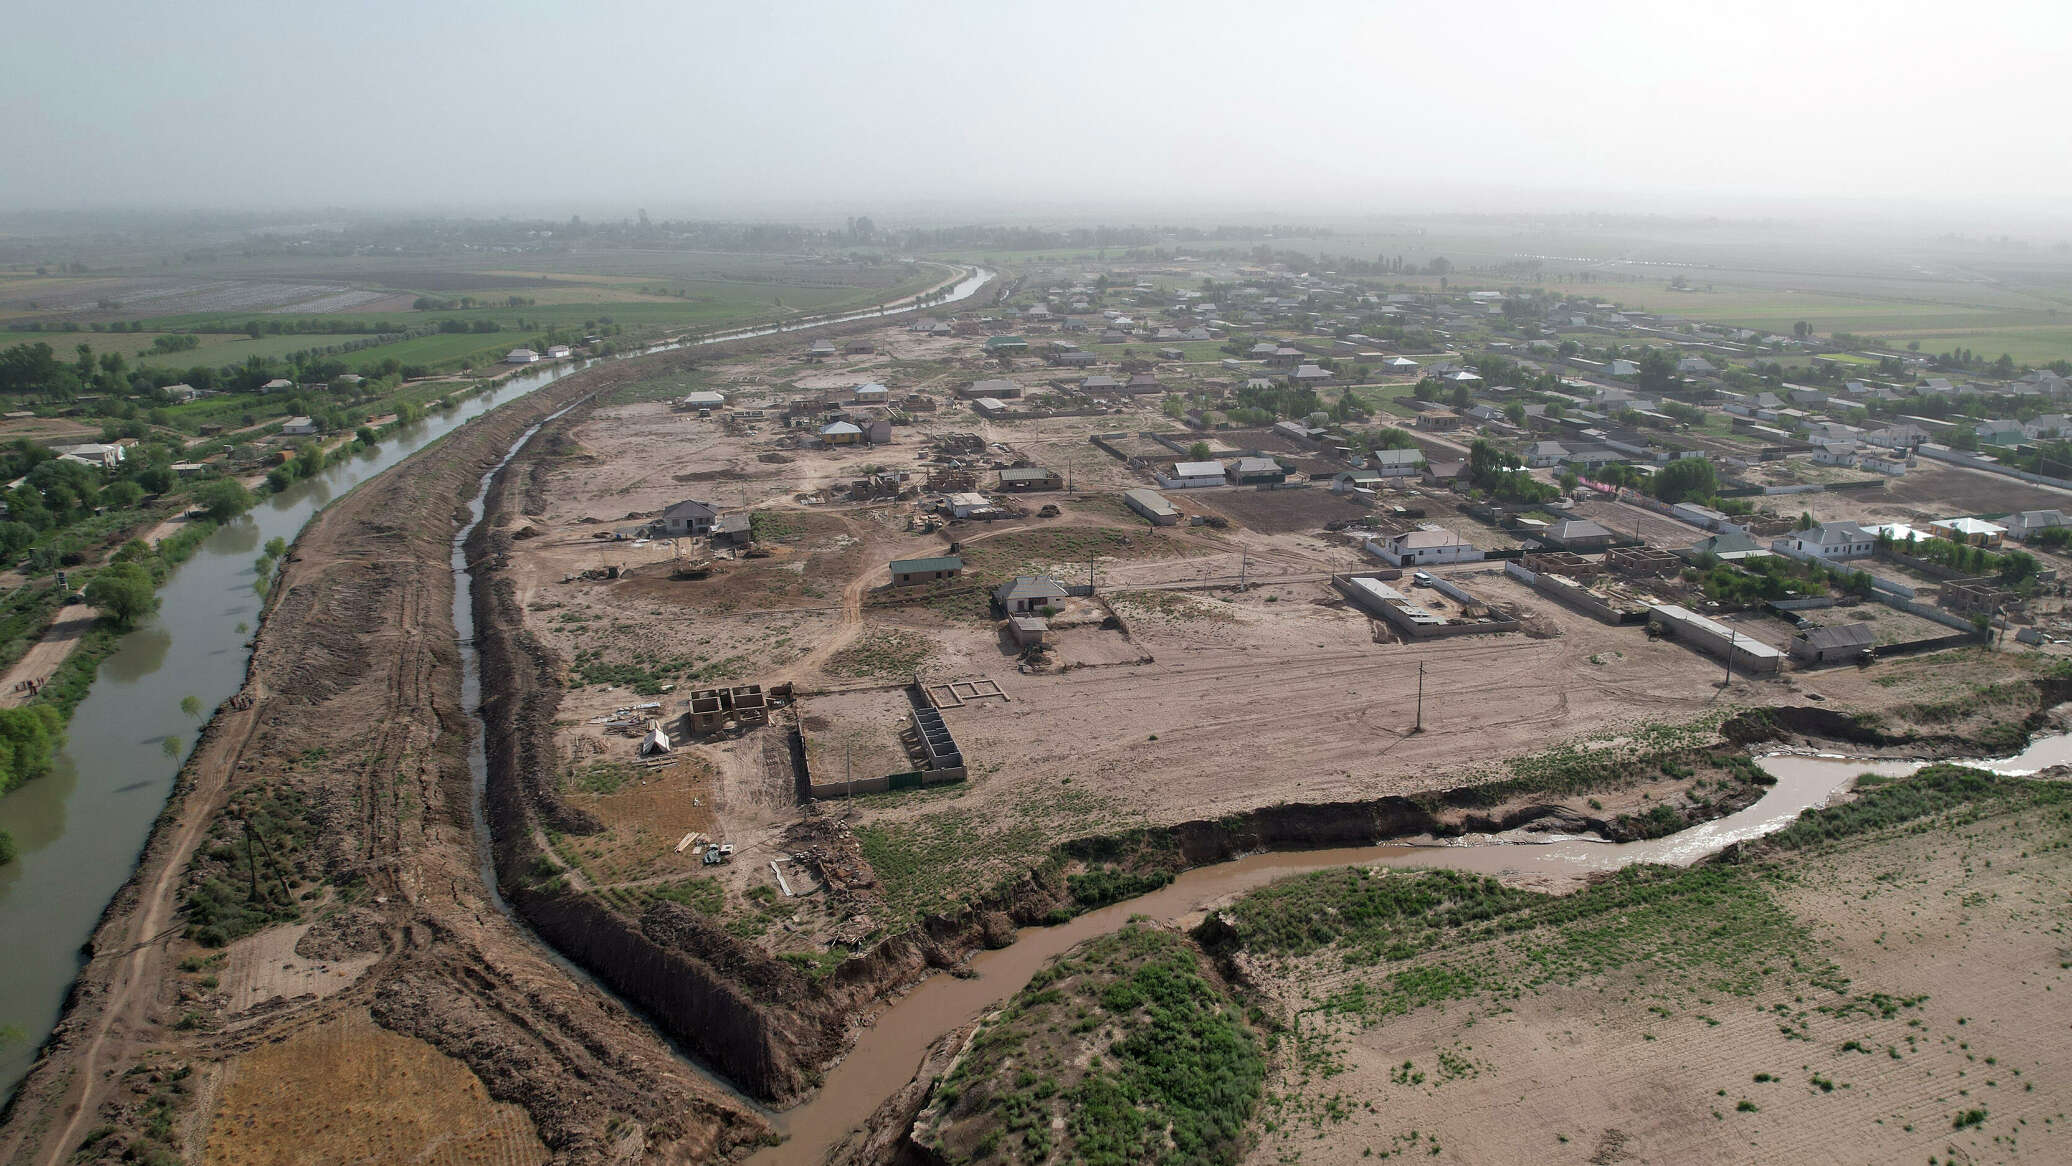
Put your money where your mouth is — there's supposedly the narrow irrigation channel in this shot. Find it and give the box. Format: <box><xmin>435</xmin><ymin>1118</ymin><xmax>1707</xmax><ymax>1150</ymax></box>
<box><xmin>0</xmin><ymin>264</ymin><xmax>989</xmax><ymax>1104</ymax></box>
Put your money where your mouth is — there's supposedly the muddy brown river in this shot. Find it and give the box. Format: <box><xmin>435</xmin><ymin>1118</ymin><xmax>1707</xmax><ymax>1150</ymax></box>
<box><xmin>751</xmin><ymin>733</ymin><xmax>2072</xmax><ymax>1165</ymax></box>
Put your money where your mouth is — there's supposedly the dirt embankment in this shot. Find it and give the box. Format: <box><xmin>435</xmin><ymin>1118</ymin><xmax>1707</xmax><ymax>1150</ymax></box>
<box><xmin>0</xmin><ymin>351</ymin><xmax>770</xmax><ymax>1166</ymax></box>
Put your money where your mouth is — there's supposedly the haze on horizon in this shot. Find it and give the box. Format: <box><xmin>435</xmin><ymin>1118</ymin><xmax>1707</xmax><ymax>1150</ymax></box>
<box><xmin>2</xmin><ymin>0</ymin><xmax>2064</xmax><ymax>229</ymax></box>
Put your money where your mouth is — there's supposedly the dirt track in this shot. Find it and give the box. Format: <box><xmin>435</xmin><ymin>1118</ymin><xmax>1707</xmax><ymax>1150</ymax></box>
<box><xmin>0</xmin><ymin>352</ymin><xmax>770</xmax><ymax>1166</ymax></box>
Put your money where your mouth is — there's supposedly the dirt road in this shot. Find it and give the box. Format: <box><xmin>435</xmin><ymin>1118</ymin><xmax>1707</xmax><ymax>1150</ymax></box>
<box><xmin>0</xmin><ymin>354</ymin><xmax>768</xmax><ymax>1166</ymax></box>
<box><xmin>0</xmin><ymin>613</ymin><xmax>93</xmax><ymax>707</ymax></box>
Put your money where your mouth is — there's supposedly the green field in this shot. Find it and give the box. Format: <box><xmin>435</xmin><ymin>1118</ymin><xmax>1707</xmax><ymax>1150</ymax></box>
<box><xmin>0</xmin><ymin>255</ymin><xmax>955</xmax><ymax>378</ymax></box>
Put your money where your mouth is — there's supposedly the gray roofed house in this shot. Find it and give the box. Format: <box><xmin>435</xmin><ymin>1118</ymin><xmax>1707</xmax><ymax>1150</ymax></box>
<box><xmin>1227</xmin><ymin>456</ymin><xmax>1285</xmax><ymax>484</ymax></box>
<box><xmin>1792</xmin><ymin>622</ymin><xmax>1876</xmax><ymax>665</ymax></box>
<box><xmin>660</xmin><ymin>498</ymin><xmax>719</xmax><ymax>536</ymax></box>
<box><xmin>2009</xmin><ymin>509</ymin><xmax>2069</xmax><ymax>541</ymax></box>
<box><xmin>1541</xmin><ymin>518</ymin><xmax>1615</xmax><ymax>551</ymax></box>
<box><xmin>998</xmin><ymin>466</ymin><xmax>1062</xmax><ymax>491</ymax></box>
<box><xmin>1368</xmin><ymin>447</ymin><xmax>1425</xmax><ymax>476</ymax></box>
<box><xmin>1688</xmin><ymin>530</ymin><xmax>1771</xmax><ymax>561</ymax></box>
<box><xmin>994</xmin><ymin>575</ymin><xmax>1069</xmax><ymax>614</ymax></box>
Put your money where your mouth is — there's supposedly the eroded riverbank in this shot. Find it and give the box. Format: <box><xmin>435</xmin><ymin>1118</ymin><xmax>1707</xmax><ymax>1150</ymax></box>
<box><xmin>783</xmin><ymin>731</ymin><xmax>2072</xmax><ymax>1166</ymax></box>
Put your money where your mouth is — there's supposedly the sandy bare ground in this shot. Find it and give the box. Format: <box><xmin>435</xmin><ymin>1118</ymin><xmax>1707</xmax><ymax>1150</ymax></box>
<box><xmin>1234</xmin><ymin>785</ymin><xmax>2072</xmax><ymax>1166</ymax></box>
<box><xmin>0</xmin><ymin>612</ymin><xmax>93</xmax><ymax>706</ymax></box>
<box><xmin>0</xmin><ymin>357</ymin><xmax>768</xmax><ymax>1166</ymax></box>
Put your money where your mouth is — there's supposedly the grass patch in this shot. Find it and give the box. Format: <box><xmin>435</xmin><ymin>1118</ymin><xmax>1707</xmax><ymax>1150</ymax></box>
<box><xmin>826</xmin><ymin>628</ymin><xmax>933</xmax><ymax>679</ymax></box>
<box><xmin>918</xmin><ymin>923</ymin><xmax>1263</xmax><ymax>1166</ymax></box>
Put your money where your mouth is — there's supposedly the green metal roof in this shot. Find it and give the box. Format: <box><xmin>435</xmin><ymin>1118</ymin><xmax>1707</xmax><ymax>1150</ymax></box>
<box><xmin>889</xmin><ymin>555</ymin><xmax>964</xmax><ymax>574</ymax></box>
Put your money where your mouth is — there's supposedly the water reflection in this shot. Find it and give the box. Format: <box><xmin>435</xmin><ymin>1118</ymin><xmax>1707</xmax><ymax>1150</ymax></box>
<box><xmin>102</xmin><ymin>625</ymin><xmax>172</xmax><ymax>681</ymax></box>
<box><xmin>0</xmin><ymin>266</ymin><xmax>994</xmax><ymax>1103</ymax></box>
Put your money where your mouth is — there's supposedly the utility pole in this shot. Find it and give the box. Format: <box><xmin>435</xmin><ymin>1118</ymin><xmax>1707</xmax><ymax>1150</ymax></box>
<box><xmin>1723</xmin><ymin>626</ymin><xmax>1734</xmax><ymax>686</ymax></box>
<box><xmin>1414</xmin><ymin>660</ymin><xmax>1425</xmax><ymax>733</ymax></box>
<box><xmin>1240</xmin><ymin>551</ymin><xmax>1249</xmax><ymax>590</ymax></box>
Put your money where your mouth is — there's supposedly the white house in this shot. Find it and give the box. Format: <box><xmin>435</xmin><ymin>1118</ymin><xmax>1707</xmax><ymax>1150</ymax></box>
<box><xmin>947</xmin><ymin>491</ymin><xmax>993</xmax><ymax>518</ymax></box>
<box><xmin>1772</xmin><ymin>522</ymin><xmax>1875</xmax><ymax>561</ymax></box>
<box><xmin>2008</xmin><ymin>510</ymin><xmax>2069</xmax><ymax>541</ymax></box>
<box><xmin>1363</xmin><ymin>526</ymin><xmax>1484</xmax><ymax>567</ymax></box>
<box><xmin>60</xmin><ymin>442</ymin><xmax>126</xmax><ymax>469</ymax></box>
<box><xmin>1367</xmin><ymin>447</ymin><xmax>1425</xmax><ymax>477</ymax></box>
<box><xmin>1607</xmin><ymin>359</ymin><xmax>1640</xmax><ymax>378</ymax></box>
<box><xmin>546</xmin><ymin>345</ymin><xmax>573</xmax><ymax>359</ymax></box>
<box><xmin>504</xmin><ymin>348</ymin><xmax>541</xmax><ymax>364</ymax></box>
<box><xmin>1525</xmin><ymin>441</ymin><xmax>1570</xmax><ymax>468</ymax></box>
<box><xmin>681</xmin><ymin>390</ymin><xmax>727</xmax><ymax>409</ymax></box>
<box><xmin>994</xmin><ymin>575</ymin><xmax>1068</xmax><ymax>614</ymax></box>
<box><xmin>1157</xmin><ymin>460</ymin><xmax>1227</xmax><ymax>489</ymax></box>
<box><xmin>1384</xmin><ymin>356</ymin><xmax>1420</xmax><ymax>374</ymax></box>
<box><xmin>853</xmin><ymin>382</ymin><xmax>890</xmax><ymax>404</ymax></box>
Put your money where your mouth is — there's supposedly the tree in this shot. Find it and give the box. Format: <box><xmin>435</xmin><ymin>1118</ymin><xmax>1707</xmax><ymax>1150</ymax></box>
<box><xmin>85</xmin><ymin>562</ymin><xmax>158</xmax><ymax>629</ymax></box>
<box><xmin>193</xmin><ymin>477</ymin><xmax>252</xmax><ymax>523</ymax></box>
<box><xmin>1652</xmin><ymin>457</ymin><xmax>1718</xmax><ymax>505</ymax></box>
<box><xmin>1636</xmin><ymin>348</ymin><xmax>1681</xmax><ymax>395</ymax></box>
<box><xmin>0</xmin><ymin>704</ymin><xmax>61</xmax><ymax>796</ymax></box>
<box><xmin>1187</xmin><ymin>441</ymin><xmax>1212</xmax><ymax>461</ymax></box>
<box><xmin>99</xmin><ymin>480</ymin><xmax>144</xmax><ymax>510</ymax></box>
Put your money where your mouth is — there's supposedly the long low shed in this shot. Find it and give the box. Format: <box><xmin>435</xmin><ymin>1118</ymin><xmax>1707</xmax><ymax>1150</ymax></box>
<box><xmin>1124</xmin><ymin>488</ymin><xmax>1179</xmax><ymax>525</ymax></box>
<box><xmin>1647</xmin><ymin>603</ymin><xmax>1784</xmax><ymax>673</ymax></box>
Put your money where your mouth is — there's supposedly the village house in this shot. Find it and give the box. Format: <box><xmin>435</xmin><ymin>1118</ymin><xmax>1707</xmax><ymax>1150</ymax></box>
<box><xmin>546</xmin><ymin>344</ymin><xmax>573</xmax><ymax>359</ymax></box>
<box><xmin>963</xmin><ymin>377</ymin><xmax>1021</xmax><ymax>399</ymax></box>
<box><xmin>1226</xmin><ymin>456</ymin><xmax>1286</xmax><ymax>485</ymax></box>
<box><xmin>659</xmin><ymin>498</ymin><xmax>719</xmax><ymax>537</ymax></box>
<box><xmin>1791</xmin><ymin>623</ymin><xmax>1876</xmax><ymax>666</ymax></box>
<box><xmin>820</xmin><ymin>420</ymin><xmax>863</xmax><ymax>445</ymax></box>
<box><xmin>1539</xmin><ymin>518</ymin><xmax>1615</xmax><ymax>553</ymax></box>
<box><xmin>947</xmin><ymin>492</ymin><xmax>994</xmax><ymax>519</ymax></box>
<box><xmin>280</xmin><ymin>416</ymin><xmax>319</xmax><ymax>437</ymax></box>
<box><xmin>1367</xmin><ymin>447</ymin><xmax>1425</xmax><ymax>477</ymax></box>
<box><xmin>1158</xmin><ymin>459</ymin><xmax>1227</xmax><ymax>489</ymax></box>
<box><xmin>1975</xmin><ymin>419</ymin><xmax>2026</xmax><ymax>445</ymax></box>
<box><xmin>1773</xmin><ymin>522</ymin><xmax>1875</xmax><ymax>561</ymax></box>
<box><xmin>1364</xmin><ymin>526</ymin><xmax>1484</xmax><ymax>567</ymax></box>
<box><xmin>998</xmin><ymin>466</ymin><xmax>1062</xmax><ymax>492</ymax></box>
<box><xmin>2007</xmin><ymin>509</ymin><xmax>2069</xmax><ymax>541</ymax></box>
<box><xmin>888</xmin><ymin>555</ymin><xmax>963</xmax><ymax>586</ymax></box>
<box><xmin>1929</xmin><ymin>517</ymin><xmax>2006</xmax><ymax>547</ymax></box>
<box><xmin>504</xmin><ymin>348</ymin><xmax>541</xmax><ymax>364</ymax></box>
<box><xmin>60</xmin><ymin>442</ymin><xmax>126</xmax><ymax>469</ymax></box>
<box><xmin>994</xmin><ymin>575</ymin><xmax>1068</xmax><ymax>615</ymax></box>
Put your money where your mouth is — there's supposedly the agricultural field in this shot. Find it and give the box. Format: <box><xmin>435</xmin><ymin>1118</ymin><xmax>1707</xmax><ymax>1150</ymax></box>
<box><xmin>0</xmin><ymin>250</ymin><xmax>957</xmax><ymax>378</ymax></box>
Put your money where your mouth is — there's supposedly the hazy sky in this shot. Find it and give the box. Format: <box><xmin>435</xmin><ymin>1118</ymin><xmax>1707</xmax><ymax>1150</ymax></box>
<box><xmin>4</xmin><ymin>0</ymin><xmax>2064</xmax><ymax>221</ymax></box>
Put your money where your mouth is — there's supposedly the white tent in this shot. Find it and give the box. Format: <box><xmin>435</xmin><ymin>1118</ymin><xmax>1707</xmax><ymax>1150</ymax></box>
<box><xmin>640</xmin><ymin>724</ymin><xmax>672</xmax><ymax>755</ymax></box>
